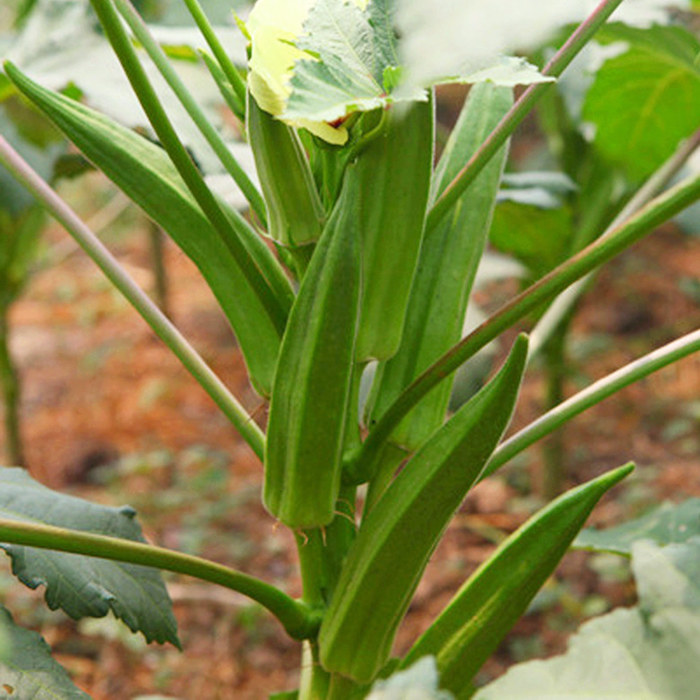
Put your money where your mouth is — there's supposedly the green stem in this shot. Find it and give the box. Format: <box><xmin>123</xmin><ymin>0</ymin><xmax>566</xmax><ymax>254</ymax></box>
<box><xmin>181</xmin><ymin>0</ymin><xmax>248</xmax><ymax>107</ymax></box>
<box><xmin>529</xmin><ymin>127</ymin><xmax>700</xmax><ymax>358</ymax></box>
<box><xmin>296</xmin><ymin>529</ymin><xmax>327</xmax><ymax>608</ymax></box>
<box><xmin>349</xmin><ymin>173</ymin><xmax>700</xmax><ymax>484</ymax></box>
<box><xmin>481</xmin><ymin>328</ymin><xmax>700</xmax><ymax>480</ymax></box>
<box><xmin>0</xmin><ymin>518</ymin><xmax>318</xmax><ymax>639</ymax></box>
<box><xmin>0</xmin><ymin>134</ymin><xmax>265</xmax><ymax>461</ymax></box>
<box><xmin>147</xmin><ymin>221</ymin><xmax>170</xmax><ymax>318</ymax></box>
<box><xmin>199</xmin><ymin>49</ymin><xmax>245</xmax><ymax>121</ymax></box>
<box><xmin>427</xmin><ymin>0</ymin><xmax>626</xmax><ymax>233</ymax></box>
<box><xmin>299</xmin><ymin>641</ymin><xmax>331</xmax><ymax>700</ymax></box>
<box><xmin>114</xmin><ymin>0</ymin><xmax>267</xmax><ymax>225</ymax></box>
<box><xmin>540</xmin><ymin>315</ymin><xmax>571</xmax><ymax>499</ymax></box>
<box><xmin>363</xmin><ymin>442</ymin><xmax>407</xmax><ymax>517</ymax></box>
<box><xmin>89</xmin><ymin>0</ymin><xmax>287</xmax><ymax>335</ymax></box>
<box><xmin>0</xmin><ymin>307</ymin><xmax>24</xmax><ymax>466</ymax></box>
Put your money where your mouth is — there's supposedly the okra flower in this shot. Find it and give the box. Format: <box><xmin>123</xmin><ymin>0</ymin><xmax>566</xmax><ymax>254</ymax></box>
<box><xmin>246</xmin><ymin>0</ymin><xmax>369</xmax><ymax>145</ymax></box>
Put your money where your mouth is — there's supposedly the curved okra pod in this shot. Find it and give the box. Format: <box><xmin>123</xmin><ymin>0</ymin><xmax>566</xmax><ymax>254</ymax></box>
<box><xmin>247</xmin><ymin>92</ymin><xmax>325</xmax><ymax>247</ymax></box>
<box><xmin>264</xmin><ymin>172</ymin><xmax>361</xmax><ymax>529</ymax></box>
<box><xmin>319</xmin><ymin>335</ymin><xmax>529</xmax><ymax>683</ymax></box>
<box><xmin>352</xmin><ymin>96</ymin><xmax>434</xmax><ymax>362</ymax></box>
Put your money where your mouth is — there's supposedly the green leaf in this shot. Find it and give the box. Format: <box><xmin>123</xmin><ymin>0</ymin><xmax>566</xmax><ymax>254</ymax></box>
<box><xmin>6</xmin><ymin>62</ymin><xmax>292</xmax><ymax>396</ymax></box>
<box><xmin>0</xmin><ymin>604</ymin><xmax>90</xmax><ymax>699</ymax></box>
<box><xmin>575</xmin><ymin>498</ymin><xmax>700</xmax><ymax>555</ymax></box>
<box><xmin>285</xmin><ymin>0</ymin><xmax>405</xmax><ymax>124</ymax></box>
<box><xmin>283</xmin><ymin>0</ymin><xmax>549</xmax><ymax>127</ymax></box>
<box><xmin>404</xmin><ymin>464</ymin><xmax>634</xmax><ymax>697</ymax></box>
<box><xmin>584</xmin><ymin>24</ymin><xmax>700</xmax><ymax>180</ymax></box>
<box><xmin>0</xmin><ymin>467</ymin><xmax>179</xmax><ymax>647</ymax></box>
<box><xmin>474</xmin><ymin>537</ymin><xmax>700</xmax><ymax>699</ymax></box>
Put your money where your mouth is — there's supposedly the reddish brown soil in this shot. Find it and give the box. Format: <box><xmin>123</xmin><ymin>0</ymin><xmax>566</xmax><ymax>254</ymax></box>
<box><xmin>2</xmin><ymin>173</ymin><xmax>699</xmax><ymax>698</ymax></box>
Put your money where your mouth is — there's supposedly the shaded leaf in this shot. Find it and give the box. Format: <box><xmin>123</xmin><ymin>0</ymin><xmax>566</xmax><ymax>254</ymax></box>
<box><xmin>575</xmin><ymin>498</ymin><xmax>700</xmax><ymax>555</ymax></box>
<box><xmin>0</xmin><ymin>604</ymin><xmax>90</xmax><ymax>699</ymax></box>
<box><xmin>0</xmin><ymin>467</ymin><xmax>179</xmax><ymax>647</ymax></box>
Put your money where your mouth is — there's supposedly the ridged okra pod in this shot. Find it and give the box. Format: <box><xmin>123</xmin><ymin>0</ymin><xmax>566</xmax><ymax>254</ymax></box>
<box><xmin>352</xmin><ymin>96</ymin><xmax>434</xmax><ymax>362</ymax></box>
<box><xmin>365</xmin><ymin>83</ymin><xmax>512</xmax><ymax>449</ymax></box>
<box><xmin>247</xmin><ymin>93</ymin><xmax>325</xmax><ymax>247</ymax></box>
<box><xmin>319</xmin><ymin>336</ymin><xmax>529</xmax><ymax>683</ymax></box>
<box><xmin>263</xmin><ymin>173</ymin><xmax>361</xmax><ymax>529</ymax></box>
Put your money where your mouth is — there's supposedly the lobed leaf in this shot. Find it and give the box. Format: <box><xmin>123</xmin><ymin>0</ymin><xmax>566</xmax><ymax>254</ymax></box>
<box><xmin>0</xmin><ymin>604</ymin><xmax>90</xmax><ymax>699</ymax></box>
<box><xmin>0</xmin><ymin>467</ymin><xmax>179</xmax><ymax>647</ymax></box>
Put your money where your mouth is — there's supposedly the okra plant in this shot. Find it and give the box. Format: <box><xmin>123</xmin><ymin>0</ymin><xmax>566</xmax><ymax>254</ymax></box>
<box><xmin>0</xmin><ymin>0</ymin><xmax>698</xmax><ymax>697</ymax></box>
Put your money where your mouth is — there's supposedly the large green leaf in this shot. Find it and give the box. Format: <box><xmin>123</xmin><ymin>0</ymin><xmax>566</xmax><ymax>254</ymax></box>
<box><xmin>575</xmin><ymin>498</ymin><xmax>700</xmax><ymax>555</ymax></box>
<box><xmin>584</xmin><ymin>23</ymin><xmax>700</xmax><ymax>180</ymax></box>
<box><xmin>403</xmin><ymin>464</ymin><xmax>634</xmax><ymax>698</ymax></box>
<box><xmin>0</xmin><ymin>604</ymin><xmax>90</xmax><ymax>699</ymax></box>
<box><xmin>0</xmin><ymin>467</ymin><xmax>179</xmax><ymax>647</ymax></box>
<box><xmin>6</xmin><ymin>62</ymin><xmax>291</xmax><ymax>395</ymax></box>
<box><xmin>474</xmin><ymin>537</ymin><xmax>700</xmax><ymax>699</ymax></box>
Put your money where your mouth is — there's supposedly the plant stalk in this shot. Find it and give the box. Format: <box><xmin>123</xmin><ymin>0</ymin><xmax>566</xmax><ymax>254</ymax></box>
<box><xmin>427</xmin><ymin>0</ymin><xmax>626</xmax><ymax>233</ymax></box>
<box><xmin>529</xmin><ymin>127</ymin><xmax>700</xmax><ymax>357</ymax></box>
<box><xmin>0</xmin><ymin>306</ymin><xmax>24</xmax><ymax>466</ymax></box>
<box><xmin>181</xmin><ymin>0</ymin><xmax>248</xmax><ymax>107</ymax></box>
<box><xmin>89</xmin><ymin>0</ymin><xmax>287</xmax><ymax>334</ymax></box>
<box><xmin>114</xmin><ymin>0</ymin><xmax>267</xmax><ymax>224</ymax></box>
<box><xmin>482</xmin><ymin>328</ymin><xmax>700</xmax><ymax>479</ymax></box>
<box><xmin>0</xmin><ymin>134</ymin><xmax>266</xmax><ymax>460</ymax></box>
<box><xmin>0</xmin><ymin>518</ymin><xmax>318</xmax><ymax>639</ymax></box>
<box><xmin>349</xmin><ymin>173</ymin><xmax>700</xmax><ymax>484</ymax></box>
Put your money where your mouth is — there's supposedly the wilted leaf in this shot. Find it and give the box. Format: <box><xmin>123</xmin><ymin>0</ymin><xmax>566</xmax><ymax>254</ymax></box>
<box><xmin>0</xmin><ymin>467</ymin><xmax>179</xmax><ymax>647</ymax></box>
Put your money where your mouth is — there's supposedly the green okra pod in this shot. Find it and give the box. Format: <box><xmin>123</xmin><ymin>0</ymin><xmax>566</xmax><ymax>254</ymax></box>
<box><xmin>264</xmin><ymin>171</ymin><xmax>361</xmax><ymax>529</ymax></box>
<box><xmin>351</xmin><ymin>96</ymin><xmax>434</xmax><ymax>362</ymax></box>
<box><xmin>365</xmin><ymin>83</ymin><xmax>512</xmax><ymax>450</ymax></box>
<box><xmin>247</xmin><ymin>92</ymin><xmax>325</xmax><ymax>248</ymax></box>
<box><xmin>319</xmin><ymin>335</ymin><xmax>529</xmax><ymax>683</ymax></box>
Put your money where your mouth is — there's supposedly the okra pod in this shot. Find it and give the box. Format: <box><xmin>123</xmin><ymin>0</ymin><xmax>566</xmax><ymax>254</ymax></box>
<box><xmin>352</xmin><ymin>96</ymin><xmax>434</xmax><ymax>362</ymax></box>
<box><xmin>319</xmin><ymin>335</ymin><xmax>528</xmax><ymax>682</ymax></box>
<box><xmin>247</xmin><ymin>92</ymin><xmax>325</xmax><ymax>247</ymax></box>
<box><xmin>264</xmin><ymin>172</ymin><xmax>361</xmax><ymax>528</ymax></box>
